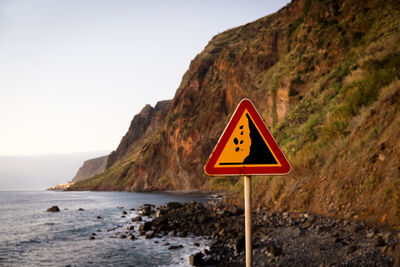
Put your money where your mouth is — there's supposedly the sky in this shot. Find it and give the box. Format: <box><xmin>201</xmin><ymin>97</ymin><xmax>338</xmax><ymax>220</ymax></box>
<box><xmin>0</xmin><ymin>0</ymin><xmax>291</xmax><ymax>156</ymax></box>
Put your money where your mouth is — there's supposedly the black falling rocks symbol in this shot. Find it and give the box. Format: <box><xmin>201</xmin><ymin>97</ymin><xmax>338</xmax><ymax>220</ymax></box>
<box><xmin>233</xmin><ymin>126</ymin><xmax>244</xmax><ymax>152</ymax></box>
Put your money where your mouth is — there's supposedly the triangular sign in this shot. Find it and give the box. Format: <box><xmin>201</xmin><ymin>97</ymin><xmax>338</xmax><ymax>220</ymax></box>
<box><xmin>204</xmin><ymin>98</ymin><xmax>290</xmax><ymax>176</ymax></box>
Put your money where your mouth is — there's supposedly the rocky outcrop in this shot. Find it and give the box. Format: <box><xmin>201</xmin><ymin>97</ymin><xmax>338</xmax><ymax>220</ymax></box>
<box><xmin>72</xmin><ymin>156</ymin><xmax>108</xmax><ymax>182</ymax></box>
<box><xmin>46</xmin><ymin>206</ymin><xmax>60</xmax><ymax>212</ymax></box>
<box><xmin>106</xmin><ymin>100</ymin><xmax>172</xmax><ymax>168</ymax></box>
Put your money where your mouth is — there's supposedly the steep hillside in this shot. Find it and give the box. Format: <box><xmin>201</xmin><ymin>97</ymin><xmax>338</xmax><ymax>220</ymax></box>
<box><xmin>69</xmin><ymin>100</ymin><xmax>171</xmax><ymax>190</ymax></box>
<box><xmin>72</xmin><ymin>155</ymin><xmax>108</xmax><ymax>182</ymax></box>
<box><xmin>71</xmin><ymin>0</ymin><xmax>400</xmax><ymax>227</ymax></box>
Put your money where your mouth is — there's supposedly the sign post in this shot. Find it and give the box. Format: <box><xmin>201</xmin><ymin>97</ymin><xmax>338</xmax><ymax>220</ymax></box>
<box><xmin>244</xmin><ymin>175</ymin><xmax>252</xmax><ymax>267</ymax></box>
<box><xmin>204</xmin><ymin>98</ymin><xmax>291</xmax><ymax>266</ymax></box>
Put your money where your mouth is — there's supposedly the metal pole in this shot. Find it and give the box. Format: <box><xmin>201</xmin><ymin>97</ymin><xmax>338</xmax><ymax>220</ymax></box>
<box><xmin>244</xmin><ymin>175</ymin><xmax>252</xmax><ymax>267</ymax></box>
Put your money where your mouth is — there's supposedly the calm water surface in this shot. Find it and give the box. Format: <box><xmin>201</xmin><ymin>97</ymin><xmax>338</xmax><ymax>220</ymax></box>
<box><xmin>0</xmin><ymin>190</ymin><xmax>213</xmax><ymax>266</ymax></box>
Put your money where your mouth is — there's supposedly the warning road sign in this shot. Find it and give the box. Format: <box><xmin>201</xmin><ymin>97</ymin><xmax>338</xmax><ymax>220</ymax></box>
<box><xmin>204</xmin><ymin>98</ymin><xmax>290</xmax><ymax>176</ymax></box>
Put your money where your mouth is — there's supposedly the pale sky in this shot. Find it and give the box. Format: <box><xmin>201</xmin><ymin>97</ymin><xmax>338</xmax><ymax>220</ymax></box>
<box><xmin>0</xmin><ymin>0</ymin><xmax>290</xmax><ymax>156</ymax></box>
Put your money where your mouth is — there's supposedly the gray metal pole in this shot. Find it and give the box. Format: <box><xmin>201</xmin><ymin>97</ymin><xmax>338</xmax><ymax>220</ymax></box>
<box><xmin>244</xmin><ymin>175</ymin><xmax>252</xmax><ymax>267</ymax></box>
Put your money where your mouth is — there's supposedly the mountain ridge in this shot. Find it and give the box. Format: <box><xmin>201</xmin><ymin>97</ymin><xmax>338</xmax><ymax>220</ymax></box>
<box><xmin>70</xmin><ymin>0</ymin><xmax>400</xmax><ymax>228</ymax></box>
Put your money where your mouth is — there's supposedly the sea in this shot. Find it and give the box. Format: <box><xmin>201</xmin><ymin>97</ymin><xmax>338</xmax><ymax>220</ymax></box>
<box><xmin>0</xmin><ymin>190</ymin><xmax>214</xmax><ymax>266</ymax></box>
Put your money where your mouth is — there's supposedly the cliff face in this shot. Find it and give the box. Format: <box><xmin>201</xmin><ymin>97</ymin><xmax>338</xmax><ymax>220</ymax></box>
<box><xmin>69</xmin><ymin>100</ymin><xmax>172</xmax><ymax>190</ymax></box>
<box><xmin>72</xmin><ymin>155</ymin><xmax>108</xmax><ymax>182</ymax></box>
<box><xmin>71</xmin><ymin>0</ymin><xmax>400</xmax><ymax>227</ymax></box>
<box><xmin>106</xmin><ymin>100</ymin><xmax>172</xmax><ymax>168</ymax></box>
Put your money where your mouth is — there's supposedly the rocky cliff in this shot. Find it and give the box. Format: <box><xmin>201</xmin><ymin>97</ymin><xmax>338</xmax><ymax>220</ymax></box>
<box><xmin>72</xmin><ymin>155</ymin><xmax>108</xmax><ymax>182</ymax></box>
<box><xmin>71</xmin><ymin>0</ymin><xmax>400</xmax><ymax>228</ymax></box>
<box><xmin>70</xmin><ymin>100</ymin><xmax>172</xmax><ymax>190</ymax></box>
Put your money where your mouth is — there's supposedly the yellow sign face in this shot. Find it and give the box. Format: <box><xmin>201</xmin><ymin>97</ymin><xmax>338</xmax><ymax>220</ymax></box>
<box><xmin>215</xmin><ymin>110</ymin><xmax>251</xmax><ymax>165</ymax></box>
<box><xmin>215</xmin><ymin>110</ymin><xmax>280</xmax><ymax>167</ymax></box>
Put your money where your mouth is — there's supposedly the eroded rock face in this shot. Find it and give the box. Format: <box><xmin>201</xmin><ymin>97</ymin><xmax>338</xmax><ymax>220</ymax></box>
<box><xmin>106</xmin><ymin>100</ymin><xmax>172</xmax><ymax>168</ymax></box>
<box><xmin>72</xmin><ymin>156</ymin><xmax>108</xmax><ymax>183</ymax></box>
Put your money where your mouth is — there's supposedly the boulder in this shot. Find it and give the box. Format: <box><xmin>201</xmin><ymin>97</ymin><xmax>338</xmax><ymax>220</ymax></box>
<box><xmin>139</xmin><ymin>221</ymin><xmax>152</xmax><ymax>232</ymax></box>
<box><xmin>144</xmin><ymin>232</ymin><xmax>155</xmax><ymax>239</ymax></box>
<box><xmin>189</xmin><ymin>252</ymin><xmax>205</xmax><ymax>266</ymax></box>
<box><xmin>375</xmin><ymin>236</ymin><xmax>386</xmax><ymax>247</ymax></box>
<box><xmin>126</xmin><ymin>225</ymin><xmax>135</xmax><ymax>231</ymax></box>
<box><xmin>267</xmin><ymin>245</ymin><xmax>283</xmax><ymax>257</ymax></box>
<box><xmin>152</xmin><ymin>216</ymin><xmax>169</xmax><ymax>232</ymax></box>
<box><xmin>234</xmin><ymin>235</ymin><xmax>245</xmax><ymax>253</ymax></box>
<box><xmin>166</xmin><ymin>202</ymin><xmax>183</xmax><ymax>210</ymax></box>
<box><xmin>132</xmin><ymin>216</ymin><xmax>142</xmax><ymax>222</ymax></box>
<box><xmin>46</xmin><ymin>206</ymin><xmax>60</xmax><ymax>212</ymax></box>
<box><xmin>168</xmin><ymin>245</ymin><xmax>183</xmax><ymax>250</ymax></box>
<box><xmin>141</xmin><ymin>206</ymin><xmax>152</xmax><ymax>216</ymax></box>
<box><xmin>155</xmin><ymin>208</ymin><xmax>168</xmax><ymax>217</ymax></box>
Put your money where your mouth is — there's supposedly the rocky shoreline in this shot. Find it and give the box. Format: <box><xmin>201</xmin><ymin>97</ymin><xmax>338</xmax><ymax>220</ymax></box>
<box><xmin>49</xmin><ymin>199</ymin><xmax>399</xmax><ymax>266</ymax></box>
<box><xmin>123</xmin><ymin>200</ymin><xmax>399</xmax><ymax>266</ymax></box>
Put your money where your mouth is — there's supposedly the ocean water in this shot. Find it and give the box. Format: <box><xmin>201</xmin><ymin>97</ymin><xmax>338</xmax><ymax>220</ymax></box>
<box><xmin>0</xmin><ymin>191</ymin><xmax>213</xmax><ymax>266</ymax></box>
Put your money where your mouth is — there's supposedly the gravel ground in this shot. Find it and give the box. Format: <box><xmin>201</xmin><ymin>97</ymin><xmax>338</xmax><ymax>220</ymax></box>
<box><xmin>126</xmin><ymin>201</ymin><xmax>400</xmax><ymax>266</ymax></box>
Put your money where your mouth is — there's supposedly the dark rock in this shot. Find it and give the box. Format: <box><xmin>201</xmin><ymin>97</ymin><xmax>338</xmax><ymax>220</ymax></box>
<box><xmin>166</xmin><ymin>202</ymin><xmax>183</xmax><ymax>210</ymax></box>
<box><xmin>97</xmin><ymin>216</ymin><xmax>103</xmax><ymax>219</ymax></box>
<box><xmin>267</xmin><ymin>245</ymin><xmax>283</xmax><ymax>257</ymax></box>
<box><xmin>119</xmin><ymin>234</ymin><xmax>127</xmax><ymax>239</ymax></box>
<box><xmin>193</xmin><ymin>243</ymin><xmax>200</xmax><ymax>247</ymax></box>
<box><xmin>234</xmin><ymin>235</ymin><xmax>245</xmax><ymax>253</ymax></box>
<box><xmin>375</xmin><ymin>236</ymin><xmax>386</xmax><ymax>247</ymax></box>
<box><xmin>46</xmin><ymin>206</ymin><xmax>60</xmax><ymax>212</ymax></box>
<box><xmin>197</xmin><ymin>214</ymin><xmax>208</xmax><ymax>223</ymax></box>
<box><xmin>168</xmin><ymin>245</ymin><xmax>183</xmax><ymax>250</ymax></box>
<box><xmin>228</xmin><ymin>206</ymin><xmax>244</xmax><ymax>215</ymax></box>
<box><xmin>145</xmin><ymin>232</ymin><xmax>155</xmax><ymax>239</ymax></box>
<box><xmin>189</xmin><ymin>252</ymin><xmax>205</xmax><ymax>266</ymax></box>
<box><xmin>178</xmin><ymin>231</ymin><xmax>187</xmax><ymax>237</ymax></box>
<box><xmin>155</xmin><ymin>208</ymin><xmax>168</xmax><ymax>217</ymax></box>
<box><xmin>126</xmin><ymin>226</ymin><xmax>135</xmax><ymax>231</ymax></box>
<box><xmin>129</xmin><ymin>234</ymin><xmax>136</xmax><ymax>240</ymax></box>
<box><xmin>132</xmin><ymin>216</ymin><xmax>142</xmax><ymax>222</ymax></box>
<box><xmin>78</xmin><ymin>208</ymin><xmax>84</xmax><ymax>211</ymax></box>
<box><xmin>138</xmin><ymin>230</ymin><xmax>146</xmax><ymax>236</ymax></box>
<box><xmin>141</xmin><ymin>207</ymin><xmax>152</xmax><ymax>216</ymax></box>
<box><xmin>347</xmin><ymin>245</ymin><xmax>358</xmax><ymax>255</ymax></box>
<box><xmin>122</xmin><ymin>211</ymin><xmax>127</xmax><ymax>215</ymax></box>
<box><xmin>152</xmin><ymin>216</ymin><xmax>168</xmax><ymax>228</ymax></box>
<box><xmin>89</xmin><ymin>236</ymin><xmax>95</xmax><ymax>240</ymax></box>
<box><xmin>139</xmin><ymin>221</ymin><xmax>152</xmax><ymax>232</ymax></box>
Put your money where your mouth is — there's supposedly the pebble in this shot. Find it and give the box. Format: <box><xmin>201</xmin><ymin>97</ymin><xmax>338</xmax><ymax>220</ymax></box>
<box><xmin>98</xmin><ymin>201</ymin><xmax>398</xmax><ymax>266</ymax></box>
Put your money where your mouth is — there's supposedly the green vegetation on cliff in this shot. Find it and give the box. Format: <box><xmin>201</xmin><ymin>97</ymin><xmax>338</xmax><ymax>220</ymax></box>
<box><xmin>71</xmin><ymin>0</ymin><xmax>400</xmax><ymax>228</ymax></box>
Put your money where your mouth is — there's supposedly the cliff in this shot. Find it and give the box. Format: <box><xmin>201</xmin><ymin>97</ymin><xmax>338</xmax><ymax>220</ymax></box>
<box><xmin>71</xmin><ymin>0</ymin><xmax>400</xmax><ymax>227</ymax></box>
<box><xmin>69</xmin><ymin>100</ymin><xmax>172</xmax><ymax>190</ymax></box>
<box><xmin>72</xmin><ymin>155</ymin><xmax>108</xmax><ymax>183</ymax></box>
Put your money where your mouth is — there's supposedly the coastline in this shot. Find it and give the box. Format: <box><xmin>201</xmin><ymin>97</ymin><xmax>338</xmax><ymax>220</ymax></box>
<box><xmin>128</xmin><ymin>200</ymin><xmax>400</xmax><ymax>266</ymax></box>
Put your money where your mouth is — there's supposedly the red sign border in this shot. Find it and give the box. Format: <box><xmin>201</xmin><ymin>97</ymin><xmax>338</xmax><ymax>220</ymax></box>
<box><xmin>204</xmin><ymin>98</ymin><xmax>291</xmax><ymax>176</ymax></box>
